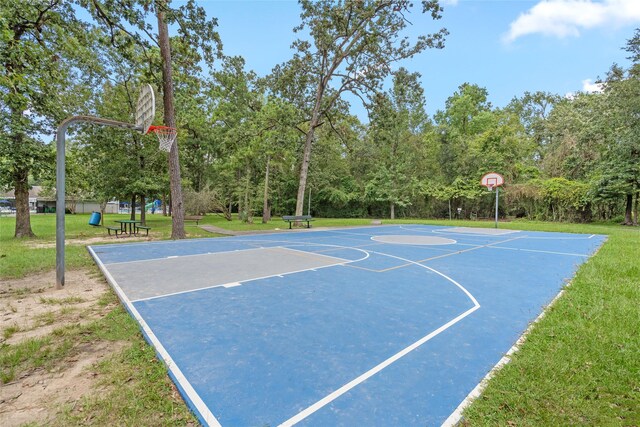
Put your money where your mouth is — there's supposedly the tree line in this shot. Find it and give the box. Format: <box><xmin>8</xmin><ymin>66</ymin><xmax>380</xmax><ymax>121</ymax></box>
<box><xmin>1</xmin><ymin>1</ymin><xmax>638</xmax><ymax>239</ymax></box>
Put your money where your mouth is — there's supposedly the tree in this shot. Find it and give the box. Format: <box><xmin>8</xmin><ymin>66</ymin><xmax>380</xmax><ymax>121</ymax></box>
<box><xmin>0</xmin><ymin>1</ymin><xmax>99</xmax><ymax>237</ymax></box>
<box><xmin>598</xmin><ymin>51</ymin><xmax>640</xmax><ymax>225</ymax></box>
<box><xmin>274</xmin><ymin>0</ymin><xmax>447</xmax><ymax>217</ymax></box>
<box><xmin>81</xmin><ymin>0</ymin><xmax>222</xmax><ymax>236</ymax></box>
<box><xmin>156</xmin><ymin>1</ymin><xmax>185</xmax><ymax>238</ymax></box>
<box><xmin>508</xmin><ymin>91</ymin><xmax>560</xmax><ymax>164</ymax></box>
<box><xmin>367</xmin><ymin>68</ymin><xmax>429</xmax><ymax>218</ymax></box>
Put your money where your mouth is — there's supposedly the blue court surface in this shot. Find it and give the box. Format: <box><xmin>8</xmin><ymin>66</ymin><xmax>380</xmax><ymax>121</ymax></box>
<box><xmin>88</xmin><ymin>225</ymin><xmax>606</xmax><ymax>426</ymax></box>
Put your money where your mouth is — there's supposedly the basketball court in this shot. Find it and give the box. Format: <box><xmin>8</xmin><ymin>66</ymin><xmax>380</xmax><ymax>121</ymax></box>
<box><xmin>88</xmin><ymin>225</ymin><xmax>606</xmax><ymax>426</ymax></box>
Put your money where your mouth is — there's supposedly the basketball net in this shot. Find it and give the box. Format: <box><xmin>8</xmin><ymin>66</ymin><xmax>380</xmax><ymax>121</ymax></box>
<box><xmin>149</xmin><ymin>125</ymin><xmax>177</xmax><ymax>152</ymax></box>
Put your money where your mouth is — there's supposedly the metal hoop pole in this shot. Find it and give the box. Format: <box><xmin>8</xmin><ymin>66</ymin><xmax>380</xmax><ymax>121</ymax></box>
<box><xmin>56</xmin><ymin>116</ymin><xmax>141</xmax><ymax>289</ymax></box>
<box><xmin>494</xmin><ymin>187</ymin><xmax>499</xmax><ymax>229</ymax></box>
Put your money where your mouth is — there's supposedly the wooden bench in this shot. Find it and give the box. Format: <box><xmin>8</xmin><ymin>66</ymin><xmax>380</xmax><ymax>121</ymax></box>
<box><xmin>282</xmin><ymin>215</ymin><xmax>314</xmax><ymax>229</ymax></box>
<box><xmin>185</xmin><ymin>215</ymin><xmax>203</xmax><ymax>225</ymax></box>
<box><xmin>106</xmin><ymin>226</ymin><xmax>121</xmax><ymax>237</ymax></box>
<box><xmin>135</xmin><ymin>225</ymin><xmax>152</xmax><ymax>236</ymax></box>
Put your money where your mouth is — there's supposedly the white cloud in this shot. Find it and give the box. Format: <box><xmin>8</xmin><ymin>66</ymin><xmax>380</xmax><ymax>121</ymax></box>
<box><xmin>442</xmin><ymin>0</ymin><xmax>459</xmax><ymax>5</ymax></box>
<box><xmin>582</xmin><ymin>78</ymin><xmax>604</xmax><ymax>93</ymax></box>
<box><xmin>565</xmin><ymin>78</ymin><xmax>605</xmax><ymax>98</ymax></box>
<box><xmin>504</xmin><ymin>0</ymin><xmax>640</xmax><ymax>43</ymax></box>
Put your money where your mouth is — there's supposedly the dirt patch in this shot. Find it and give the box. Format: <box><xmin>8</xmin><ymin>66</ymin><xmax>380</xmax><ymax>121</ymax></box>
<box><xmin>26</xmin><ymin>235</ymin><xmax>152</xmax><ymax>249</ymax></box>
<box><xmin>0</xmin><ymin>269</ymin><xmax>115</xmax><ymax>345</ymax></box>
<box><xmin>0</xmin><ymin>340</ymin><xmax>126</xmax><ymax>427</ymax></box>
<box><xmin>0</xmin><ymin>269</ymin><xmax>128</xmax><ymax>426</ymax></box>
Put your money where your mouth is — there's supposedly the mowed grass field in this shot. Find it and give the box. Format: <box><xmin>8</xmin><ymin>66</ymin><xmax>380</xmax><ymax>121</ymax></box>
<box><xmin>1</xmin><ymin>213</ymin><xmax>639</xmax><ymax>425</ymax></box>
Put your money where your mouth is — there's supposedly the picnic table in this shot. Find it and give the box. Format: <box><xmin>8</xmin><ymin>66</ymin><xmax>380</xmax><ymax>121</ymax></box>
<box><xmin>115</xmin><ymin>219</ymin><xmax>142</xmax><ymax>235</ymax></box>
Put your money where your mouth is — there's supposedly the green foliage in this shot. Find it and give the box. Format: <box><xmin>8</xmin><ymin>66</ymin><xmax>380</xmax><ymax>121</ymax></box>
<box><xmin>463</xmin><ymin>224</ymin><xmax>640</xmax><ymax>425</ymax></box>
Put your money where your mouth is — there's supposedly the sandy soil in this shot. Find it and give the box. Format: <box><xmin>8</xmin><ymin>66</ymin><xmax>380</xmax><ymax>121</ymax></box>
<box><xmin>0</xmin><ymin>341</ymin><xmax>126</xmax><ymax>426</ymax></box>
<box><xmin>0</xmin><ymin>269</ymin><xmax>114</xmax><ymax>345</ymax></box>
<box><xmin>0</xmin><ymin>269</ymin><xmax>124</xmax><ymax>426</ymax></box>
<box><xmin>26</xmin><ymin>235</ymin><xmax>152</xmax><ymax>249</ymax></box>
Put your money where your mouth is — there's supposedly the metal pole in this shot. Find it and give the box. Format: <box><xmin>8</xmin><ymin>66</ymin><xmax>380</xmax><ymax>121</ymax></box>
<box><xmin>494</xmin><ymin>187</ymin><xmax>499</xmax><ymax>229</ymax></box>
<box><xmin>307</xmin><ymin>186</ymin><xmax>311</xmax><ymax>216</ymax></box>
<box><xmin>56</xmin><ymin>116</ymin><xmax>141</xmax><ymax>289</ymax></box>
<box><xmin>56</xmin><ymin>122</ymin><xmax>69</xmax><ymax>289</ymax></box>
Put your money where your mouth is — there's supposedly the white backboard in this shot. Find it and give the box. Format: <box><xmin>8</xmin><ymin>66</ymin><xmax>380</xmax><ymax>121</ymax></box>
<box><xmin>135</xmin><ymin>84</ymin><xmax>155</xmax><ymax>134</ymax></box>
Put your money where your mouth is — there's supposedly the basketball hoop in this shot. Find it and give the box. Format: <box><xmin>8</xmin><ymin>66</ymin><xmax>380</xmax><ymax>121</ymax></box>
<box><xmin>480</xmin><ymin>172</ymin><xmax>505</xmax><ymax>229</ymax></box>
<box><xmin>480</xmin><ymin>172</ymin><xmax>504</xmax><ymax>191</ymax></box>
<box><xmin>148</xmin><ymin>125</ymin><xmax>177</xmax><ymax>152</ymax></box>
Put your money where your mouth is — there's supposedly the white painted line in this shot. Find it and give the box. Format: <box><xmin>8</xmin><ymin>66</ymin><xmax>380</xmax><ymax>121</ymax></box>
<box><xmin>488</xmin><ymin>246</ymin><xmax>588</xmax><ymax>257</ymax></box>
<box><xmin>167</xmin><ymin>255</ymin><xmax>179</xmax><ymax>259</ymax></box>
<box><xmin>223</xmin><ymin>282</ymin><xmax>242</xmax><ymax>288</ymax></box>
<box><xmin>280</xmin><ymin>306</ymin><xmax>480</xmax><ymax>427</ymax></box>
<box><xmin>86</xmin><ymin>246</ymin><xmax>222</xmax><ymax>427</ymax></box>
<box><xmin>520</xmin><ymin>234</ymin><xmax>599</xmax><ymax>240</ymax></box>
<box><xmin>279</xmin><ymin>250</ymin><xmax>480</xmax><ymax>426</ymax></box>
<box><xmin>443</xmin><ymin>287</ymin><xmax>567</xmax><ymax>427</ymax></box>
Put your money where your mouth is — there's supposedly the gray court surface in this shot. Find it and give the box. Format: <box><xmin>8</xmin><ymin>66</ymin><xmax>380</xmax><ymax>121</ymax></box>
<box><xmin>105</xmin><ymin>247</ymin><xmax>348</xmax><ymax>301</ymax></box>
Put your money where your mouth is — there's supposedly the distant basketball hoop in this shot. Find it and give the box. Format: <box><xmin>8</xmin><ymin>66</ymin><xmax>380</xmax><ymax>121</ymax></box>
<box><xmin>481</xmin><ymin>172</ymin><xmax>504</xmax><ymax>192</ymax></box>
<box><xmin>480</xmin><ymin>172</ymin><xmax>505</xmax><ymax>229</ymax></box>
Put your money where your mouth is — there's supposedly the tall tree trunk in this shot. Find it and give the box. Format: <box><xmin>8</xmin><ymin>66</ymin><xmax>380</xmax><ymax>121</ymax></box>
<box><xmin>390</xmin><ymin>202</ymin><xmax>395</xmax><ymax>220</ymax></box>
<box><xmin>243</xmin><ymin>168</ymin><xmax>252</xmax><ymax>224</ymax></box>
<box><xmin>130</xmin><ymin>194</ymin><xmax>136</xmax><ymax>220</ymax></box>
<box><xmin>100</xmin><ymin>200</ymin><xmax>107</xmax><ymax>226</ymax></box>
<box><xmin>295</xmin><ymin>129</ymin><xmax>315</xmax><ymax>217</ymax></box>
<box><xmin>262</xmin><ymin>156</ymin><xmax>271</xmax><ymax>223</ymax></box>
<box><xmin>140</xmin><ymin>194</ymin><xmax>146</xmax><ymax>226</ymax></box>
<box><xmin>633</xmin><ymin>191</ymin><xmax>639</xmax><ymax>226</ymax></box>
<box><xmin>162</xmin><ymin>192</ymin><xmax>167</xmax><ymax>216</ymax></box>
<box><xmin>13</xmin><ymin>168</ymin><xmax>34</xmax><ymax>238</ymax></box>
<box><xmin>295</xmin><ymin>78</ymin><xmax>325</xmax><ymax>217</ymax></box>
<box><xmin>157</xmin><ymin>2</ymin><xmax>186</xmax><ymax>239</ymax></box>
<box><xmin>624</xmin><ymin>193</ymin><xmax>633</xmax><ymax>225</ymax></box>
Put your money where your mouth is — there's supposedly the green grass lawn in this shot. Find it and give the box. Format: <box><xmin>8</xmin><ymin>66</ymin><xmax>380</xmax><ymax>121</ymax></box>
<box><xmin>1</xmin><ymin>214</ymin><xmax>639</xmax><ymax>425</ymax></box>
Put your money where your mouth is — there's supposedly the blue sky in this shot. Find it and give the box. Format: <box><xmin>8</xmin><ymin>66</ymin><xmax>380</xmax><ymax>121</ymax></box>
<box><xmin>192</xmin><ymin>0</ymin><xmax>639</xmax><ymax>118</ymax></box>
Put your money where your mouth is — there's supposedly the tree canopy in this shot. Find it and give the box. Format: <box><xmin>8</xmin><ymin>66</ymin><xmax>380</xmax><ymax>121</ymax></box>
<box><xmin>1</xmin><ymin>1</ymin><xmax>638</xmax><ymax>233</ymax></box>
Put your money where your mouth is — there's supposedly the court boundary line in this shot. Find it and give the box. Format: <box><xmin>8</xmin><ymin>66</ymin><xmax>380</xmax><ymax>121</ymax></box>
<box><xmin>487</xmin><ymin>246</ymin><xmax>589</xmax><ymax>257</ymax></box>
<box><xmin>87</xmin><ymin>246</ymin><xmax>222</xmax><ymax>427</ymax></box>
<box><xmin>279</xmin><ymin>250</ymin><xmax>480</xmax><ymax>426</ymax></box>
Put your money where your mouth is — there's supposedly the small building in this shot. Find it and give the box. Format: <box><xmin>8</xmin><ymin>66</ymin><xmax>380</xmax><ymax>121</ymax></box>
<box><xmin>0</xmin><ymin>186</ymin><xmax>119</xmax><ymax>214</ymax></box>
